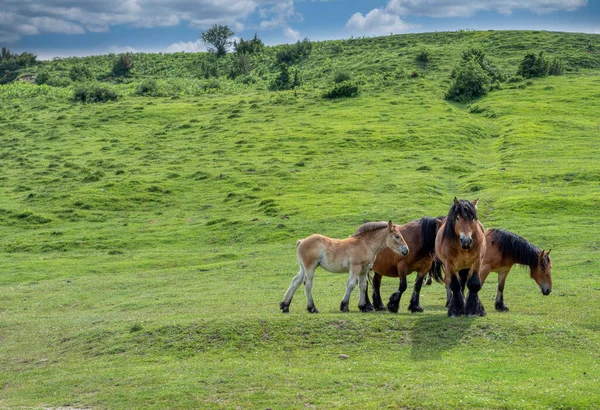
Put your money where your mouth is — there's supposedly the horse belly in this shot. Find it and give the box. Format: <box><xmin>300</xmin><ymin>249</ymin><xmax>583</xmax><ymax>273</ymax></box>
<box><xmin>320</xmin><ymin>254</ymin><xmax>350</xmax><ymax>273</ymax></box>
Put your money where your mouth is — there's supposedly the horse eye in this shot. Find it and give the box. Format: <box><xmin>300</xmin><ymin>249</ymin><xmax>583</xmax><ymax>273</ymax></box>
<box><xmin>394</xmin><ymin>235</ymin><xmax>400</xmax><ymax>239</ymax></box>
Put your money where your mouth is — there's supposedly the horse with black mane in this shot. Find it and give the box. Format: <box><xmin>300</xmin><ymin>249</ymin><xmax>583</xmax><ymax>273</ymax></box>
<box><xmin>435</xmin><ymin>198</ymin><xmax>486</xmax><ymax>317</ymax></box>
<box><xmin>446</xmin><ymin>228</ymin><xmax>553</xmax><ymax>311</ymax></box>
<box><xmin>366</xmin><ymin>217</ymin><xmax>444</xmax><ymax>313</ymax></box>
<box><xmin>280</xmin><ymin>221</ymin><xmax>409</xmax><ymax>313</ymax></box>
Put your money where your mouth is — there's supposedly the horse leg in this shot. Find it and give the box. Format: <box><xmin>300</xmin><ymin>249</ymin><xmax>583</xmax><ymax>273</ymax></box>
<box><xmin>340</xmin><ymin>265</ymin><xmax>360</xmax><ymax>312</ymax></box>
<box><xmin>387</xmin><ymin>273</ymin><xmax>407</xmax><ymax>313</ymax></box>
<box><xmin>280</xmin><ymin>263</ymin><xmax>306</xmax><ymax>313</ymax></box>
<box><xmin>458</xmin><ymin>269</ymin><xmax>469</xmax><ymax>295</ymax></box>
<box><xmin>465</xmin><ymin>269</ymin><xmax>486</xmax><ymax>317</ymax></box>
<box><xmin>495</xmin><ymin>270</ymin><xmax>510</xmax><ymax>312</ymax></box>
<box><xmin>358</xmin><ymin>271</ymin><xmax>374</xmax><ymax>312</ymax></box>
<box><xmin>371</xmin><ymin>273</ymin><xmax>386</xmax><ymax>311</ymax></box>
<box><xmin>447</xmin><ymin>269</ymin><xmax>465</xmax><ymax>317</ymax></box>
<box><xmin>425</xmin><ymin>272</ymin><xmax>433</xmax><ymax>286</ymax></box>
<box><xmin>445</xmin><ymin>285</ymin><xmax>452</xmax><ymax>308</ymax></box>
<box><xmin>408</xmin><ymin>271</ymin><xmax>427</xmax><ymax>312</ymax></box>
<box><xmin>303</xmin><ymin>263</ymin><xmax>319</xmax><ymax>314</ymax></box>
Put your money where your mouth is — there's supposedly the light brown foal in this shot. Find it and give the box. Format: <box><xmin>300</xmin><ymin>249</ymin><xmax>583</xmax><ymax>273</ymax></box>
<box><xmin>280</xmin><ymin>221</ymin><xmax>408</xmax><ymax>313</ymax></box>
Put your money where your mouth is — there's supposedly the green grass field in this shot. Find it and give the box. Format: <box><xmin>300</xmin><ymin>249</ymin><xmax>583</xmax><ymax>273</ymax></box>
<box><xmin>1</xmin><ymin>30</ymin><xmax>600</xmax><ymax>409</ymax></box>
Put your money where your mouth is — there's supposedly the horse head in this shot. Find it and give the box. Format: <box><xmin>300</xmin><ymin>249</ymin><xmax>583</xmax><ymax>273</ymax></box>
<box><xmin>386</xmin><ymin>220</ymin><xmax>409</xmax><ymax>256</ymax></box>
<box><xmin>531</xmin><ymin>249</ymin><xmax>552</xmax><ymax>295</ymax></box>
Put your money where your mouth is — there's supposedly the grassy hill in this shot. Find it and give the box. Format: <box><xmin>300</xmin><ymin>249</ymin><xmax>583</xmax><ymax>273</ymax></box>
<box><xmin>1</xmin><ymin>30</ymin><xmax>600</xmax><ymax>409</ymax></box>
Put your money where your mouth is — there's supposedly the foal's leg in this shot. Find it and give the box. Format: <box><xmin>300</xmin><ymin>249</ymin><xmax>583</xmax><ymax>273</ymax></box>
<box><xmin>280</xmin><ymin>263</ymin><xmax>306</xmax><ymax>313</ymax></box>
<box><xmin>494</xmin><ymin>269</ymin><xmax>510</xmax><ymax>312</ymax></box>
<box><xmin>358</xmin><ymin>271</ymin><xmax>374</xmax><ymax>312</ymax></box>
<box><xmin>340</xmin><ymin>265</ymin><xmax>361</xmax><ymax>312</ymax></box>
<box><xmin>371</xmin><ymin>273</ymin><xmax>386</xmax><ymax>311</ymax></box>
<box><xmin>303</xmin><ymin>262</ymin><xmax>320</xmax><ymax>313</ymax></box>
<box><xmin>465</xmin><ymin>264</ymin><xmax>486</xmax><ymax>317</ymax></box>
<box><xmin>408</xmin><ymin>270</ymin><xmax>427</xmax><ymax>313</ymax></box>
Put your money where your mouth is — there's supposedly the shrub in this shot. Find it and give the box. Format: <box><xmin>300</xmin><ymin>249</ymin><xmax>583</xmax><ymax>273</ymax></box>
<box><xmin>323</xmin><ymin>81</ymin><xmax>359</xmax><ymax>99</ymax></box>
<box><xmin>112</xmin><ymin>53</ymin><xmax>133</xmax><ymax>76</ymax></box>
<box><xmin>416</xmin><ymin>49</ymin><xmax>430</xmax><ymax>64</ymax></box>
<box><xmin>69</xmin><ymin>65</ymin><xmax>93</xmax><ymax>82</ymax></box>
<box><xmin>200</xmin><ymin>55</ymin><xmax>218</xmax><ymax>79</ymax></box>
<box><xmin>135</xmin><ymin>79</ymin><xmax>158</xmax><ymax>96</ymax></box>
<box><xmin>548</xmin><ymin>57</ymin><xmax>565</xmax><ymax>76</ymax></box>
<box><xmin>73</xmin><ymin>83</ymin><xmax>119</xmax><ymax>103</ymax></box>
<box><xmin>202</xmin><ymin>24</ymin><xmax>235</xmax><ymax>57</ymax></box>
<box><xmin>517</xmin><ymin>51</ymin><xmax>549</xmax><ymax>78</ymax></box>
<box><xmin>229</xmin><ymin>52</ymin><xmax>252</xmax><ymax>79</ymax></box>
<box><xmin>333</xmin><ymin>71</ymin><xmax>351</xmax><ymax>84</ymax></box>
<box><xmin>507</xmin><ymin>75</ymin><xmax>524</xmax><ymax>83</ymax></box>
<box><xmin>445</xmin><ymin>59</ymin><xmax>490</xmax><ymax>102</ymax></box>
<box><xmin>275</xmin><ymin>38</ymin><xmax>312</xmax><ymax>65</ymax></box>
<box><xmin>35</xmin><ymin>70</ymin><xmax>51</xmax><ymax>85</ymax></box>
<box><xmin>234</xmin><ymin>34</ymin><xmax>264</xmax><ymax>55</ymax></box>
<box><xmin>269</xmin><ymin>64</ymin><xmax>301</xmax><ymax>91</ymax></box>
<box><xmin>0</xmin><ymin>48</ymin><xmax>37</xmax><ymax>71</ymax></box>
<box><xmin>453</xmin><ymin>48</ymin><xmax>504</xmax><ymax>82</ymax></box>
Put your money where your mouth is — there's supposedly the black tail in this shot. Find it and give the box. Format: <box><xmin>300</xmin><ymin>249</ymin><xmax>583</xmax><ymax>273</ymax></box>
<box><xmin>428</xmin><ymin>257</ymin><xmax>444</xmax><ymax>284</ymax></box>
<box><xmin>418</xmin><ymin>217</ymin><xmax>439</xmax><ymax>258</ymax></box>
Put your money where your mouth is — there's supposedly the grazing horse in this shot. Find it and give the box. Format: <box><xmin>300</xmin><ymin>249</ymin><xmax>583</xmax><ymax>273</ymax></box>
<box><xmin>435</xmin><ymin>198</ymin><xmax>486</xmax><ymax>317</ymax></box>
<box><xmin>366</xmin><ymin>217</ymin><xmax>444</xmax><ymax>313</ymax></box>
<box><xmin>280</xmin><ymin>221</ymin><xmax>409</xmax><ymax>314</ymax></box>
<box><xmin>450</xmin><ymin>229</ymin><xmax>553</xmax><ymax>312</ymax></box>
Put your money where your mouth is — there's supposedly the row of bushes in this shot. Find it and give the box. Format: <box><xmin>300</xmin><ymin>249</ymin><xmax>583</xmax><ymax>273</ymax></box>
<box><xmin>446</xmin><ymin>49</ymin><xmax>565</xmax><ymax>102</ymax></box>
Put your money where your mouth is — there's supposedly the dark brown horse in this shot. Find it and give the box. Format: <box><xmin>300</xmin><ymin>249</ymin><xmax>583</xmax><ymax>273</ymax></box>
<box><xmin>366</xmin><ymin>217</ymin><xmax>444</xmax><ymax>313</ymax></box>
<box><xmin>435</xmin><ymin>198</ymin><xmax>486</xmax><ymax>317</ymax></box>
<box><xmin>448</xmin><ymin>228</ymin><xmax>553</xmax><ymax>312</ymax></box>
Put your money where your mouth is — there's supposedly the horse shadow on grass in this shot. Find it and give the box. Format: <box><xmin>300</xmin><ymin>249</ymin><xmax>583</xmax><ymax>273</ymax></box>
<box><xmin>408</xmin><ymin>304</ymin><xmax>476</xmax><ymax>361</ymax></box>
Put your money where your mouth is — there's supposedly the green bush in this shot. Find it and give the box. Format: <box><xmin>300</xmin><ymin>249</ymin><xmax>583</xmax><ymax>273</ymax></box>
<box><xmin>333</xmin><ymin>71</ymin><xmax>351</xmax><ymax>84</ymax></box>
<box><xmin>135</xmin><ymin>79</ymin><xmax>158</xmax><ymax>96</ymax></box>
<box><xmin>275</xmin><ymin>38</ymin><xmax>312</xmax><ymax>65</ymax></box>
<box><xmin>234</xmin><ymin>34</ymin><xmax>264</xmax><ymax>55</ymax></box>
<box><xmin>269</xmin><ymin>64</ymin><xmax>301</xmax><ymax>91</ymax></box>
<box><xmin>0</xmin><ymin>47</ymin><xmax>37</xmax><ymax>71</ymax></box>
<box><xmin>453</xmin><ymin>48</ymin><xmax>504</xmax><ymax>82</ymax></box>
<box><xmin>548</xmin><ymin>57</ymin><xmax>565</xmax><ymax>76</ymax></box>
<box><xmin>416</xmin><ymin>49</ymin><xmax>430</xmax><ymax>64</ymax></box>
<box><xmin>517</xmin><ymin>52</ymin><xmax>549</xmax><ymax>78</ymax></box>
<box><xmin>73</xmin><ymin>83</ymin><xmax>119</xmax><ymax>103</ymax></box>
<box><xmin>112</xmin><ymin>53</ymin><xmax>133</xmax><ymax>76</ymax></box>
<box><xmin>69</xmin><ymin>65</ymin><xmax>93</xmax><ymax>82</ymax></box>
<box><xmin>35</xmin><ymin>70</ymin><xmax>51</xmax><ymax>85</ymax></box>
<box><xmin>507</xmin><ymin>75</ymin><xmax>524</xmax><ymax>83</ymax></box>
<box><xmin>229</xmin><ymin>53</ymin><xmax>252</xmax><ymax>79</ymax></box>
<box><xmin>323</xmin><ymin>81</ymin><xmax>359</xmax><ymax>99</ymax></box>
<box><xmin>445</xmin><ymin>59</ymin><xmax>490</xmax><ymax>102</ymax></box>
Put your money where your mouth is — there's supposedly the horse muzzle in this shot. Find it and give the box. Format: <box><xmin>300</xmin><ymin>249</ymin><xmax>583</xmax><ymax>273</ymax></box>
<box><xmin>541</xmin><ymin>284</ymin><xmax>552</xmax><ymax>295</ymax></box>
<box><xmin>400</xmin><ymin>246</ymin><xmax>409</xmax><ymax>256</ymax></box>
<box><xmin>460</xmin><ymin>237</ymin><xmax>473</xmax><ymax>249</ymax></box>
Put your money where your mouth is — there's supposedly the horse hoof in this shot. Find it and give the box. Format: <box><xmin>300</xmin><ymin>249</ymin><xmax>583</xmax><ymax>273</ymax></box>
<box><xmin>408</xmin><ymin>304</ymin><xmax>424</xmax><ymax>313</ymax></box>
<box><xmin>340</xmin><ymin>301</ymin><xmax>350</xmax><ymax>313</ymax></box>
<box><xmin>359</xmin><ymin>304</ymin><xmax>374</xmax><ymax>313</ymax></box>
<box><xmin>279</xmin><ymin>302</ymin><xmax>290</xmax><ymax>313</ymax></box>
<box><xmin>307</xmin><ymin>306</ymin><xmax>319</xmax><ymax>314</ymax></box>
<box><xmin>374</xmin><ymin>304</ymin><xmax>387</xmax><ymax>311</ymax></box>
<box><xmin>386</xmin><ymin>303</ymin><xmax>399</xmax><ymax>313</ymax></box>
<box><xmin>495</xmin><ymin>304</ymin><xmax>509</xmax><ymax>312</ymax></box>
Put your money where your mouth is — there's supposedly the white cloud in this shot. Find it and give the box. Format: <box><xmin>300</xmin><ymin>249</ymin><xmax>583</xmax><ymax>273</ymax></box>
<box><xmin>0</xmin><ymin>0</ymin><xmax>299</xmax><ymax>42</ymax></box>
<box><xmin>387</xmin><ymin>0</ymin><xmax>588</xmax><ymax>17</ymax></box>
<box><xmin>283</xmin><ymin>26</ymin><xmax>301</xmax><ymax>41</ymax></box>
<box><xmin>346</xmin><ymin>8</ymin><xmax>412</xmax><ymax>36</ymax></box>
<box><xmin>107</xmin><ymin>45</ymin><xmax>139</xmax><ymax>54</ymax></box>
<box><xmin>166</xmin><ymin>40</ymin><xmax>208</xmax><ymax>53</ymax></box>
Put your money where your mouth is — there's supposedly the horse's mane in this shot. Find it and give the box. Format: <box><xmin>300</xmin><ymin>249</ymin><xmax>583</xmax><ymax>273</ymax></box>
<box><xmin>489</xmin><ymin>229</ymin><xmax>550</xmax><ymax>271</ymax></box>
<box><xmin>417</xmin><ymin>217</ymin><xmax>439</xmax><ymax>257</ymax></box>
<box><xmin>352</xmin><ymin>221</ymin><xmax>389</xmax><ymax>237</ymax></box>
<box><xmin>441</xmin><ymin>199</ymin><xmax>478</xmax><ymax>242</ymax></box>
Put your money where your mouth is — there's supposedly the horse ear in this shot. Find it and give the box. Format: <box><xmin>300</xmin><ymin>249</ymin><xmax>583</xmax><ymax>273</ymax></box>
<box><xmin>539</xmin><ymin>250</ymin><xmax>545</xmax><ymax>259</ymax></box>
<box><xmin>546</xmin><ymin>249</ymin><xmax>552</xmax><ymax>255</ymax></box>
<box><xmin>473</xmin><ymin>198</ymin><xmax>479</xmax><ymax>208</ymax></box>
<box><xmin>435</xmin><ymin>217</ymin><xmax>444</xmax><ymax>228</ymax></box>
<box><xmin>453</xmin><ymin>197</ymin><xmax>459</xmax><ymax>207</ymax></box>
<box><xmin>388</xmin><ymin>220</ymin><xmax>393</xmax><ymax>231</ymax></box>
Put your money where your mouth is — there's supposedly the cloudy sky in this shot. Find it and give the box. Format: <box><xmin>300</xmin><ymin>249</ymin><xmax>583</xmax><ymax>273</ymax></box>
<box><xmin>2</xmin><ymin>0</ymin><xmax>598</xmax><ymax>59</ymax></box>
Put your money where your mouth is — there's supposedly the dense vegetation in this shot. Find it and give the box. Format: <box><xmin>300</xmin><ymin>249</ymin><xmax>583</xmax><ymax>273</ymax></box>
<box><xmin>1</xmin><ymin>30</ymin><xmax>600</xmax><ymax>409</ymax></box>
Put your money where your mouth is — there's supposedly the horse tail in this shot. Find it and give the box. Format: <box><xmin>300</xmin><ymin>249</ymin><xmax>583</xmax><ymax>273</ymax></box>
<box><xmin>428</xmin><ymin>257</ymin><xmax>444</xmax><ymax>284</ymax></box>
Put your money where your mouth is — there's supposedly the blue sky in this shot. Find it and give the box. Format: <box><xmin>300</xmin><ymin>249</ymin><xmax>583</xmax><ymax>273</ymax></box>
<box><xmin>2</xmin><ymin>0</ymin><xmax>598</xmax><ymax>59</ymax></box>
